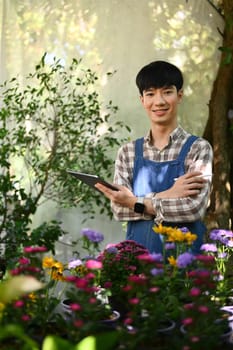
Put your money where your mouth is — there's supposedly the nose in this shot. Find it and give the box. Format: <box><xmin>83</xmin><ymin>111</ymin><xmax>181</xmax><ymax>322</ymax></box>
<box><xmin>153</xmin><ymin>92</ymin><xmax>166</xmax><ymax>105</ymax></box>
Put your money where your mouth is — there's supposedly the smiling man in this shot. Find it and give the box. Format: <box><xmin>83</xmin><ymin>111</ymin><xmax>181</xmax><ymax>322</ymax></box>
<box><xmin>95</xmin><ymin>61</ymin><xmax>213</xmax><ymax>254</ymax></box>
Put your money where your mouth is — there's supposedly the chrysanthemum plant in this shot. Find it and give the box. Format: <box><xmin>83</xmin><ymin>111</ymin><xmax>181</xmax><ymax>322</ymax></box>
<box><xmin>0</xmin><ymin>225</ymin><xmax>232</xmax><ymax>349</ymax></box>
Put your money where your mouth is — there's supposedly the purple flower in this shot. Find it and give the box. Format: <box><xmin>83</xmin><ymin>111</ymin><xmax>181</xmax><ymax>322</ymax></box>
<box><xmin>177</xmin><ymin>252</ymin><xmax>195</xmax><ymax>268</ymax></box>
<box><xmin>200</xmin><ymin>243</ymin><xmax>217</xmax><ymax>253</ymax></box>
<box><xmin>180</xmin><ymin>227</ymin><xmax>190</xmax><ymax>233</ymax></box>
<box><xmin>150</xmin><ymin>252</ymin><xmax>163</xmax><ymax>262</ymax></box>
<box><xmin>81</xmin><ymin>228</ymin><xmax>104</xmax><ymax>243</ymax></box>
<box><xmin>68</xmin><ymin>259</ymin><xmax>82</xmax><ymax>269</ymax></box>
<box><xmin>217</xmin><ymin>252</ymin><xmax>227</xmax><ymax>259</ymax></box>
<box><xmin>106</xmin><ymin>246</ymin><xmax>118</xmax><ymax>254</ymax></box>
<box><xmin>165</xmin><ymin>242</ymin><xmax>176</xmax><ymax>250</ymax></box>
<box><xmin>150</xmin><ymin>267</ymin><xmax>164</xmax><ymax>276</ymax></box>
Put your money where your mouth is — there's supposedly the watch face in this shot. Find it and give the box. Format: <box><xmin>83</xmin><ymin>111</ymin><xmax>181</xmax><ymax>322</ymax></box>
<box><xmin>134</xmin><ymin>202</ymin><xmax>145</xmax><ymax>214</ymax></box>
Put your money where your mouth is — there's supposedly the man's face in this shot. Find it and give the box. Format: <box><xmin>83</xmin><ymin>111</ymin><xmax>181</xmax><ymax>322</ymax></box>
<box><xmin>140</xmin><ymin>86</ymin><xmax>183</xmax><ymax>126</ymax></box>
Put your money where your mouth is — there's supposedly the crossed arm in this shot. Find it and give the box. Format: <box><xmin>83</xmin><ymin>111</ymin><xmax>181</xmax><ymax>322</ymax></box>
<box><xmin>95</xmin><ymin>171</ymin><xmax>210</xmax><ymax>223</ymax></box>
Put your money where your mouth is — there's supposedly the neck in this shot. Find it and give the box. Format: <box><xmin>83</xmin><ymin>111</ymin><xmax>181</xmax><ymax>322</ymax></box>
<box><xmin>150</xmin><ymin>123</ymin><xmax>177</xmax><ymax>149</ymax></box>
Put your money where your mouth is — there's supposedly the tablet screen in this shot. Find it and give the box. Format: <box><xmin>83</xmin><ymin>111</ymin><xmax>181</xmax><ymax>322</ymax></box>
<box><xmin>67</xmin><ymin>170</ymin><xmax>119</xmax><ymax>192</ymax></box>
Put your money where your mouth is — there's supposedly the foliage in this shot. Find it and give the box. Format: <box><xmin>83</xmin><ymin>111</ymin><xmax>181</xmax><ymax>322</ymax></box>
<box><xmin>0</xmin><ymin>226</ymin><xmax>232</xmax><ymax>349</ymax></box>
<box><xmin>97</xmin><ymin>240</ymin><xmax>149</xmax><ymax>300</ymax></box>
<box><xmin>0</xmin><ymin>53</ymin><xmax>130</xmax><ymax>264</ymax></box>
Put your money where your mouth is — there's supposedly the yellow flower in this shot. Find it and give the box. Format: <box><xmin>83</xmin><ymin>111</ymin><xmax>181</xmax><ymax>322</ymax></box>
<box><xmin>28</xmin><ymin>293</ymin><xmax>37</xmax><ymax>301</ymax></box>
<box><xmin>153</xmin><ymin>223</ymin><xmax>170</xmax><ymax>236</ymax></box>
<box><xmin>51</xmin><ymin>270</ymin><xmax>65</xmax><ymax>281</ymax></box>
<box><xmin>75</xmin><ymin>265</ymin><xmax>87</xmax><ymax>276</ymax></box>
<box><xmin>42</xmin><ymin>257</ymin><xmax>56</xmax><ymax>269</ymax></box>
<box><xmin>153</xmin><ymin>224</ymin><xmax>197</xmax><ymax>245</ymax></box>
<box><xmin>168</xmin><ymin>256</ymin><xmax>177</xmax><ymax>267</ymax></box>
<box><xmin>52</xmin><ymin>261</ymin><xmax>64</xmax><ymax>274</ymax></box>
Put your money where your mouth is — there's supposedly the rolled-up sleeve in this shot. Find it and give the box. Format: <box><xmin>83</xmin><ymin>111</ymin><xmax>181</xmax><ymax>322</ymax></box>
<box><xmin>151</xmin><ymin>139</ymin><xmax>213</xmax><ymax>223</ymax></box>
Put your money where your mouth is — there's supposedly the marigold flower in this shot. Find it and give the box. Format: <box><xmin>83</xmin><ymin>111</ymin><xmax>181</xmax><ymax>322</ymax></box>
<box><xmin>42</xmin><ymin>257</ymin><xmax>56</xmax><ymax>268</ymax></box>
<box><xmin>168</xmin><ymin>255</ymin><xmax>177</xmax><ymax>266</ymax></box>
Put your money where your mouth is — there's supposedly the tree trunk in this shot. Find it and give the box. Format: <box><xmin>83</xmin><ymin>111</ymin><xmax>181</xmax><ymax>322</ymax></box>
<box><xmin>203</xmin><ymin>0</ymin><xmax>233</xmax><ymax>229</ymax></box>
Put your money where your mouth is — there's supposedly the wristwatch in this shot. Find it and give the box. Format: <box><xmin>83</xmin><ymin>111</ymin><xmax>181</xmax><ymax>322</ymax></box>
<box><xmin>134</xmin><ymin>197</ymin><xmax>145</xmax><ymax>214</ymax></box>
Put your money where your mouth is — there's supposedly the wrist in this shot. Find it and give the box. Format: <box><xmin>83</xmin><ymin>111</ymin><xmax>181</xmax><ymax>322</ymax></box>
<box><xmin>134</xmin><ymin>197</ymin><xmax>145</xmax><ymax>214</ymax></box>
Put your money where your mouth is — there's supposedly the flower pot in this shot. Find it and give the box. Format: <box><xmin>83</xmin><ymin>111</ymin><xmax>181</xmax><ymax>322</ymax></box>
<box><xmin>157</xmin><ymin>319</ymin><xmax>176</xmax><ymax>334</ymax></box>
<box><xmin>180</xmin><ymin>320</ymin><xmax>233</xmax><ymax>345</ymax></box>
<box><xmin>100</xmin><ymin>310</ymin><xmax>120</xmax><ymax>329</ymax></box>
<box><xmin>108</xmin><ymin>295</ymin><xmax>130</xmax><ymax>319</ymax></box>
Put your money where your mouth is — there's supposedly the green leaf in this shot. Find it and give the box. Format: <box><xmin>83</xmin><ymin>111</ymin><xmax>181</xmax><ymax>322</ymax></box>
<box><xmin>42</xmin><ymin>335</ymin><xmax>75</xmax><ymax>350</ymax></box>
<box><xmin>75</xmin><ymin>332</ymin><xmax>119</xmax><ymax>350</ymax></box>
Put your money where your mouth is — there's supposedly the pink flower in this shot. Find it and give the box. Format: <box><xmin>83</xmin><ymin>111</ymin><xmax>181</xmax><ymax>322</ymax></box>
<box><xmin>24</xmin><ymin>246</ymin><xmax>47</xmax><ymax>253</ymax></box>
<box><xmin>183</xmin><ymin>303</ymin><xmax>194</xmax><ymax>310</ymax></box>
<box><xmin>128</xmin><ymin>265</ymin><xmax>137</xmax><ymax>271</ymax></box>
<box><xmin>19</xmin><ymin>257</ymin><xmax>30</xmax><ymax>265</ymax></box>
<box><xmin>21</xmin><ymin>314</ymin><xmax>31</xmax><ymax>322</ymax></box>
<box><xmin>14</xmin><ymin>300</ymin><xmax>24</xmax><ymax>308</ymax></box>
<box><xmin>195</xmin><ymin>254</ymin><xmax>215</xmax><ymax>265</ymax></box>
<box><xmin>124</xmin><ymin>317</ymin><xmax>133</xmax><ymax>325</ymax></box>
<box><xmin>191</xmin><ymin>336</ymin><xmax>200</xmax><ymax>343</ymax></box>
<box><xmin>75</xmin><ymin>278</ymin><xmax>88</xmax><ymax>289</ymax></box>
<box><xmin>182</xmin><ymin>317</ymin><xmax>193</xmax><ymax>326</ymax></box>
<box><xmin>189</xmin><ymin>287</ymin><xmax>201</xmax><ymax>297</ymax></box>
<box><xmin>73</xmin><ymin>319</ymin><xmax>84</xmax><ymax>328</ymax></box>
<box><xmin>103</xmin><ymin>281</ymin><xmax>112</xmax><ymax>288</ymax></box>
<box><xmin>70</xmin><ymin>303</ymin><xmax>82</xmax><ymax>311</ymax></box>
<box><xmin>86</xmin><ymin>272</ymin><xmax>96</xmax><ymax>279</ymax></box>
<box><xmin>122</xmin><ymin>285</ymin><xmax>132</xmax><ymax>292</ymax></box>
<box><xmin>129</xmin><ymin>297</ymin><xmax>140</xmax><ymax>305</ymax></box>
<box><xmin>198</xmin><ymin>305</ymin><xmax>209</xmax><ymax>313</ymax></box>
<box><xmin>128</xmin><ymin>274</ymin><xmax>147</xmax><ymax>284</ymax></box>
<box><xmin>149</xmin><ymin>286</ymin><xmax>160</xmax><ymax>293</ymax></box>
<box><xmin>85</xmin><ymin>260</ymin><xmax>102</xmax><ymax>269</ymax></box>
<box><xmin>89</xmin><ymin>297</ymin><xmax>97</xmax><ymax>304</ymax></box>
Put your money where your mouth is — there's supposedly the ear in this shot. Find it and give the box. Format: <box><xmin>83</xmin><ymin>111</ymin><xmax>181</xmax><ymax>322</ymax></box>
<box><xmin>177</xmin><ymin>89</ymin><xmax>183</xmax><ymax>103</ymax></box>
<box><xmin>139</xmin><ymin>94</ymin><xmax>144</xmax><ymax>105</ymax></box>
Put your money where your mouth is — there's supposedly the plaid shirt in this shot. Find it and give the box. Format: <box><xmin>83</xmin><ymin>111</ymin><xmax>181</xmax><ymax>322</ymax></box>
<box><xmin>111</xmin><ymin>126</ymin><xmax>213</xmax><ymax>224</ymax></box>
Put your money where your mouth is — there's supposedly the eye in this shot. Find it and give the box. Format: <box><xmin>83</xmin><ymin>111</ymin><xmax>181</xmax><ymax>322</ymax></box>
<box><xmin>163</xmin><ymin>89</ymin><xmax>173</xmax><ymax>95</ymax></box>
<box><xmin>144</xmin><ymin>92</ymin><xmax>154</xmax><ymax>97</ymax></box>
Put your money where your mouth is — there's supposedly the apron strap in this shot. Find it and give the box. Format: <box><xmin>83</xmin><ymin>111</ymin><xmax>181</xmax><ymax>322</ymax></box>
<box><xmin>177</xmin><ymin>135</ymin><xmax>198</xmax><ymax>162</ymax></box>
<box><xmin>135</xmin><ymin>137</ymin><xmax>144</xmax><ymax>158</ymax></box>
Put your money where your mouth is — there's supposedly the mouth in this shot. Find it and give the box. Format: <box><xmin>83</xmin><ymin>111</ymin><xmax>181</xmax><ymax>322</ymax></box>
<box><xmin>153</xmin><ymin>109</ymin><xmax>169</xmax><ymax>116</ymax></box>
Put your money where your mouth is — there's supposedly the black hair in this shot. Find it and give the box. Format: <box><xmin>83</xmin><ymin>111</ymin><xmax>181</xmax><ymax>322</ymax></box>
<box><xmin>136</xmin><ymin>61</ymin><xmax>183</xmax><ymax>95</ymax></box>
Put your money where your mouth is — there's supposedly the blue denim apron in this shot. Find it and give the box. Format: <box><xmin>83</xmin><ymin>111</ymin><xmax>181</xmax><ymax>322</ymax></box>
<box><xmin>126</xmin><ymin>135</ymin><xmax>206</xmax><ymax>254</ymax></box>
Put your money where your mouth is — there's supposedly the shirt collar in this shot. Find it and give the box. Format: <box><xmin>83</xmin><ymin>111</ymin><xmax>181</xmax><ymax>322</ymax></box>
<box><xmin>145</xmin><ymin>126</ymin><xmax>185</xmax><ymax>145</ymax></box>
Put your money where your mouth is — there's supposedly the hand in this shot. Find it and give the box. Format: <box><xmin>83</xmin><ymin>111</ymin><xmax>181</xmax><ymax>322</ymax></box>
<box><xmin>95</xmin><ymin>183</ymin><xmax>136</xmax><ymax>208</ymax></box>
<box><xmin>162</xmin><ymin>171</ymin><xmax>208</xmax><ymax>199</ymax></box>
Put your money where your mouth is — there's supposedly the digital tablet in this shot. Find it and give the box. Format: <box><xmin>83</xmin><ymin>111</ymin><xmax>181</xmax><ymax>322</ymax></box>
<box><xmin>67</xmin><ymin>170</ymin><xmax>119</xmax><ymax>192</ymax></box>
